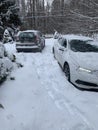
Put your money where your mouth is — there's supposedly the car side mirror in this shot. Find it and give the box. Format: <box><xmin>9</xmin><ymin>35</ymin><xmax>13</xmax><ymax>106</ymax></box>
<box><xmin>59</xmin><ymin>47</ymin><xmax>67</xmax><ymax>52</ymax></box>
<box><xmin>43</xmin><ymin>35</ymin><xmax>45</xmax><ymax>38</ymax></box>
<box><xmin>59</xmin><ymin>48</ymin><xmax>64</xmax><ymax>51</ymax></box>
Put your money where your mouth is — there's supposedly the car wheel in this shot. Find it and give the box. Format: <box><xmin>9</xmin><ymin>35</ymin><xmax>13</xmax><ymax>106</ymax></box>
<box><xmin>43</xmin><ymin>41</ymin><xmax>45</xmax><ymax>48</ymax></box>
<box><xmin>39</xmin><ymin>48</ymin><xmax>42</xmax><ymax>52</ymax></box>
<box><xmin>52</xmin><ymin>47</ymin><xmax>55</xmax><ymax>59</ymax></box>
<box><xmin>64</xmin><ymin>63</ymin><xmax>70</xmax><ymax>82</ymax></box>
<box><xmin>52</xmin><ymin>47</ymin><xmax>54</xmax><ymax>53</ymax></box>
<box><xmin>16</xmin><ymin>50</ymin><xmax>19</xmax><ymax>52</ymax></box>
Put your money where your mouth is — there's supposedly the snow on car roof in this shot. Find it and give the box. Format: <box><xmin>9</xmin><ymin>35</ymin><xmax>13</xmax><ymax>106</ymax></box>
<box><xmin>62</xmin><ymin>34</ymin><xmax>93</xmax><ymax>41</ymax></box>
<box><xmin>61</xmin><ymin>34</ymin><xmax>98</xmax><ymax>46</ymax></box>
<box><xmin>21</xmin><ymin>30</ymin><xmax>39</xmax><ymax>33</ymax></box>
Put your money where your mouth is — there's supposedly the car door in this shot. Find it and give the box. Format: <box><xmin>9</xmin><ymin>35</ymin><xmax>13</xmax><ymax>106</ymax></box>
<box><xmin>37</xmin><ymin>31</ymin><xmax>45</xmax><ymax>47</ymax></box>
<box><xmin>54</xmin><ymin>37</ymin><xmax>63</xmax><ymax>61</ymax></box>
<box><xmin>58</xmin><ymin>38</ymin><xmax>67</xmax><ymax>66</ymax></box>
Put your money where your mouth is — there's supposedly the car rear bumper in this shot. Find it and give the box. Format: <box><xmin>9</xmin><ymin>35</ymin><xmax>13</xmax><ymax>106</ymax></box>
<box><xmin>16</xmin><ymin>45</ymin><xmax>42</xmax><ymax>52</ymax></box>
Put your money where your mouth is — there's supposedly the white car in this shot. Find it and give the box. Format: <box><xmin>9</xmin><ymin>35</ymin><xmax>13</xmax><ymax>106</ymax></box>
<box><xmin>53</xmin><ymin>34</ymin><xmax>98</xmax><ymax>90</ymax></box>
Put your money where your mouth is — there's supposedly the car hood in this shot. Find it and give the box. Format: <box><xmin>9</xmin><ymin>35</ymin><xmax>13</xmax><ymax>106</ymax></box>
<box><xmin>70</xmin><ymin>52</ymin><xmax>98</xmax><ymax>70</ymax></box>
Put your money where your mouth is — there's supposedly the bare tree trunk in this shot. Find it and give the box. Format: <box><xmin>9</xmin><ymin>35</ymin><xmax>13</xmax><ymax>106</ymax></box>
<box><xmin>32</xmin><ymin>0</ymin><xmax>36</xmax><ymax>29</ymax></box>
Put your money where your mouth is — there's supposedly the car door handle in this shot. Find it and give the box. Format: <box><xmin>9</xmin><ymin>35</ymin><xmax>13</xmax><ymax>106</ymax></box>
<box><xmin>59</xmin><ymin>48</ymin><xmax>64</xmax><ymax>51</ymax></box>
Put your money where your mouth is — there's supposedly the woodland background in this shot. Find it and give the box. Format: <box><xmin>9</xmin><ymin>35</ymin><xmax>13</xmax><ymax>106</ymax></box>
<box><xmin>0</xmin><ymin>0</ymin><xmax>98</xmax><ymax>36</ymax></box>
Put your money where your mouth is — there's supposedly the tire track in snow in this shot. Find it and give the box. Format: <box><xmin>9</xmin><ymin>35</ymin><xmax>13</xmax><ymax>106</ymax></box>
<box><xmin>48</xmin><ymin>81</ymin><xmax>94</xmax><ymax>130</ymax></box>
<box><xmin>47</xmin><ymin>87</ymin><xmax>93</xmax><ymax>130</ymax></box>
<box><xmin>29</xmin><ymin>40</ymin><xmax>94</xmax><ymax>130</ymax></box>
<box><xmin>34</xmin><ymin>68</ymin><xmax>94</xmax><ymax>130</ymax></box>
<box><xmin>45</xmin><ymin>77</ymin><xmax>94</xmax><ymax>130</ymax></box>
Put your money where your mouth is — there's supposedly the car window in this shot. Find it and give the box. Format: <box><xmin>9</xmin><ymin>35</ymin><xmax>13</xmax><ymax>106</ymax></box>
<box><xmin>58</xmin><ymin>37</ymin><xmax>63</xmax><ymax>45</ymax></box>
<box><xmin>62</xmin><ymin>39</ymin><xmax>67</xmax><ymax>48</ymax></box>
<box><xmin>58</xmin><ymin>38</ymin><xmax>67</xmax><ymax>47</ymax></box>
<box><xmin>19</xmin><ymin>32</ymin><xmax>35</xmax><ymax>42</ymax></box>
<box><xmin>70</xmin><ymin>40</ymin><xmax>98</xmax><ymax>52</ymax></box>
<box><xmin>19</xmin><ymin>32</ymin><xmax>34</xmax><ymax>38</ymax></box>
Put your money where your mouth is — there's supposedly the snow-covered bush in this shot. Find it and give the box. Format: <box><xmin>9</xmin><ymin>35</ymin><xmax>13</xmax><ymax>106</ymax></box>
<box><xmin>0</xmin><ymin>43</ymin><xmax>5</xmax><ymax>58</ymax></box>
<box><xmin>0</xmin><ymin>0</ymin><xmax>21</xmax><ymax>41</ymax></box>
<box><xmin>53</xmin><ymin>31</ymin><xmax>61</xmax><ymax>39</ymax></box>
<box><xmin>0</xmin><ymin>42</ymin><xmax>13</xmax><ymax>83</ymax></box>
<box><xmin>3</xmin><ymin>29</ymin><xmax>13</xmax><ymax>44</ymax></box>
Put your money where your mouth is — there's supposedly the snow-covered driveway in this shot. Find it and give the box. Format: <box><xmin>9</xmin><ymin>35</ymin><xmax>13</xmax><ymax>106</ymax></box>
<box><xmin>0</xmin><ymin>38</ymin><xmax>98</xmax><ymax>130</ymax></box>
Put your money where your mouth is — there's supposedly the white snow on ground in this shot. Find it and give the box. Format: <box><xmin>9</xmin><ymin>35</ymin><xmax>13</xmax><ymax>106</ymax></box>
<box><xmin>0</xmin><ymin>38</ymin><xmax>98</xmax><ymax>130</ymax></box>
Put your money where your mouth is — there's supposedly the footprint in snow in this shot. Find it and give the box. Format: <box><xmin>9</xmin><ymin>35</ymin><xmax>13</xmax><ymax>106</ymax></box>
<box><xmin>0</xmin><ymin>104</ymin><xmax>4</xmax><ymax>109</ymax></box>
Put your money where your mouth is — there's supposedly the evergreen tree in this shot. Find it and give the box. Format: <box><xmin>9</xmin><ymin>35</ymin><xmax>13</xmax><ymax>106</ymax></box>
<box><xmin>0</xmin><ymin>0</ymin><xmax>21</xmax><ymax>30</ymax></box>
<box><xmin>51</xmin><ymin>0</ymin><xmax>98</xmax><ymax>35</ymax></box>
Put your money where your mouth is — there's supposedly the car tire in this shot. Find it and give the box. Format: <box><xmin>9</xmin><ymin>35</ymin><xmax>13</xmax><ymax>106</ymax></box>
<box><xmin>64</xmin><ymin>63</ymin><xmax>70</xmax><ymax>82</ymax></box>
<box><xmin>52</xmin><ymin>47</ymin><xmax>55</xmax><ymax>59</ymax></box>
<box><xmin>39</xmin><ymin>48</ymin><xmax>42</xmax><ymax>52</ymax></box>
<box><xmin>43</xmin><ymin>41</ymin><xmax>45</xmax><ymax>48</ymax></box>
<box><xmin>52</xmin><ymin>47</ymin><xmax>54</xmax><ymax>54</ymax></box>
<box><xmin>16</xmin><ymin>50</ymin><xmax>19</xmax><ymax>52</ymax></box>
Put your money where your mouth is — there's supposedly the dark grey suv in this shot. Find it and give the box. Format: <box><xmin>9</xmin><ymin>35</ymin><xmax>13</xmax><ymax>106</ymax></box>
<box><xmin>16</xmin><ymin>30</ymin><xmax>45</xmax><ymax>52</ymax></box>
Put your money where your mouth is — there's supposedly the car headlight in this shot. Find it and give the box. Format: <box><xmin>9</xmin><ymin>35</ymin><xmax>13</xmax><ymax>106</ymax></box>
<box><xmin>78</xmin><ymin>67</ymin><xmax>92</xmax><ymax>73</ymax></box>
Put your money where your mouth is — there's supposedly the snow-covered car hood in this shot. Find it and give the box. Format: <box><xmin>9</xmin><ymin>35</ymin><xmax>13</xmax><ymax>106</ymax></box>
<box><xmin>70</xmin><ymin>52</ymin><xmax>98</xmax><ymax>70</ymax></box>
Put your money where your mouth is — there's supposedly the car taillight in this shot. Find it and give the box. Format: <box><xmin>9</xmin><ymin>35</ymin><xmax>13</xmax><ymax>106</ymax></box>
<box><xmin>35</xmin><ymin>36</ymin><xmax>40</xmax><ymax>43</ymax></box>
<box><xmin>16</xmin><ymin>36</ymin><xmax>19</xmax><ymax>41</ymax></box>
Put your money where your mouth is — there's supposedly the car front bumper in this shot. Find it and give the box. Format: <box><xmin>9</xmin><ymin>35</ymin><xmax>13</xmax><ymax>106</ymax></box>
<box><xmin>71</xmin><ymin>69</ymin><xmax>98</xmax><ymax>89</ymax></box>
<box><xmin>16</xmin><ymin>45</ymin><xmax>42</xmax><ymax>52</ymax></box>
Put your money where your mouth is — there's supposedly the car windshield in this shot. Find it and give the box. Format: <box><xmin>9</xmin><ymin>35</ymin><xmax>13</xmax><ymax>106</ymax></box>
<box><xmin>19</xmin><ymin>32</ymin><xmax>35</xmax><ymax>42</ymax></box>
<box><xmin>70</xmin><ymin>40</ymin><xmax>98</xmax><ymax>52</ymax></box>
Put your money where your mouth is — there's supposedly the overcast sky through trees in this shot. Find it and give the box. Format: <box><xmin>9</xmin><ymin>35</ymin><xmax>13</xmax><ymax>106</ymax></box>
<box><xmin>45</xmin><ymin>0</ymin><xmax>53</xmax><ymax>4</ymax></box>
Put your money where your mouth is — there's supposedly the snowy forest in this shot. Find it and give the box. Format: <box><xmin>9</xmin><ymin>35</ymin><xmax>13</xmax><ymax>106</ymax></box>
<box><xmin>0</xmin><ymin>0</ymin><xmax>21</xmax><ymax>40</ymax></box>
<box><xmin>0</xmin><ymin>0</ymin><xmax>98</xmax><ymax>36</ymax></box>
